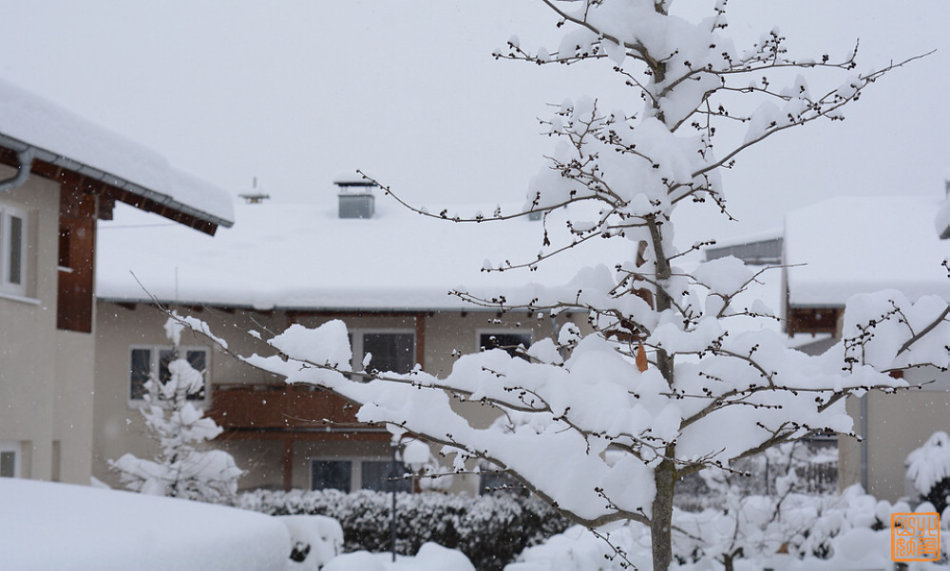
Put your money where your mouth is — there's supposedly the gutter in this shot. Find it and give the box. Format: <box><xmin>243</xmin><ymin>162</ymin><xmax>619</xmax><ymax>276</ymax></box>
<box><xmin>0</xmin><ymin>146</ymin><xmax>35</xmax><ymax>192</ymax></box>
<box><xmin>0</xmin><ymin>133</ymin><xmax>232</xmax><ymax>229</ymax></box>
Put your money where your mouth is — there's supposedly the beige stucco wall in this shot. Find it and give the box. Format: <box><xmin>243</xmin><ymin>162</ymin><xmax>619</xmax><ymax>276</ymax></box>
<box><xmin>93</xmin><ymin>301</ymin><xmax>587</xmax><ymax>492</ymax></box>
<box><xmin>839</xmin><ymin>368</ymin><xmax>950</xmax><ymax>503</ymax></box>
<box><xmin>93</xmin><ymin>303</ymin><xmax>285</xmax><ymax>487</ymax></box>
<box><xmin>0</xmin><ymin>169</ymin><xmax>95</xmax><ymax>485</ymax></box>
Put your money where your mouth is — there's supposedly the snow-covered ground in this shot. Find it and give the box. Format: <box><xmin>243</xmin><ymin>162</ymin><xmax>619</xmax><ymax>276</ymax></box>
<box><xmin>324</xmin><ymin>543</ymin><xmax>475</xmax><ymax>571</ymax></box>
<box><xmin>0</xmin><ymin>479</ymin><xmax>289</xmax><ymax>570</ymax></box>
<box><xmin>0</xmin><ymin>479</ymin><xmax>479</xmax><ymax>570</ymax></box>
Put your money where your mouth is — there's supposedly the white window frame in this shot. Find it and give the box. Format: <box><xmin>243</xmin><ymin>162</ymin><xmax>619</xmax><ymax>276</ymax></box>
<box><xmin>128</xmin><ymin>345</ymin><xmax>211</xmax><ymax>406</ymax></box>
<box><xmin>0</xmin><ymin>441</ymin><xmax>21</xmax><ymax>478</ymax></box>
<box><xmin>0</xmin><ymin>202</ymin><xmax>28</xmax><ymax>297</ymax></box>
<box><xmin>349</xmin><ymin>328</ymin><xmax>416</xmax><ymax>375</ymax></box>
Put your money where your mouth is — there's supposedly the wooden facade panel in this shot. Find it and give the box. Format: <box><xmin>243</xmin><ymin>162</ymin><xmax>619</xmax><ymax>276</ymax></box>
<box><xmin>208</xmin><ymin>384</ymin><xmax>382</xmax><ymax>433</ymax></box>
<box><xmin>56</xmin><ymin>185</ymin><xmax>96</xmax><ymax>333</ymax></box>
<box><xmin>786</xmin><ymin>306</ymin><xmax>842</xmax><ymax>336</ymax></box>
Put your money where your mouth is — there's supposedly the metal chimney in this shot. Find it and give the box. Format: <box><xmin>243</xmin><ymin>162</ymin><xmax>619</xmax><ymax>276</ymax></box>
<box><xmin>335</xmin><ymin>178</ymin><xmax>377</xmax><ymax>219</ymax></box>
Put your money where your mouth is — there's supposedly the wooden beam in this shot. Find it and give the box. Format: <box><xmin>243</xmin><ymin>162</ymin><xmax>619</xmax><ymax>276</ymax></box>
<box><xmin>283</xmin><ymin>439</ymin><xmax>293</xmax><ymax>492</ymax></box>
<box><xmin>216</xmin><ymin>429</ymin><xmax>391</xmax><ymax>442</ymax></box>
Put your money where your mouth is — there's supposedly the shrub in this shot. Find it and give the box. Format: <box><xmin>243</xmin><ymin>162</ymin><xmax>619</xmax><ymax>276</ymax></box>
<box><xmin>239</xmin><ymin>488</ymin><xmax>569</xmax><ymax>570</ymax></box>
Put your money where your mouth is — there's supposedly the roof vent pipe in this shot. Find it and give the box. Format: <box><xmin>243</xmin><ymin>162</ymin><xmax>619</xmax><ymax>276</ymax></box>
<box><xmin>0</xmin><ymin>147</ymin><xmax>36</xmax><ymax>193</ymax></box>
<box><xmin>335</xmin><ymin>178</ymin><xmax>377</xmax><ymax>219</ymax></box>
<box><xmin>239</xmin><ymin>193</ymin><xmax>270</xmax><ymax>204</ymax></box>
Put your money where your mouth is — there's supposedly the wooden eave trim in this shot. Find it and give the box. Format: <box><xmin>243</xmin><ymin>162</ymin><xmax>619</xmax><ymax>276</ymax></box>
<box><xmin>0</xmin><ymin>145</ymin><xmax>220</xmax><ymax>236</ymax></box>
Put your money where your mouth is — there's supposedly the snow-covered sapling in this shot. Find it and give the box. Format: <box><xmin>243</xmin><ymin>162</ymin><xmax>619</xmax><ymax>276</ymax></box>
<box><xmin>177</xmin><ymin>2</ymin><xmax>940</xmax><ymax>569</ymax></box>
<box><xmin>110</xmin><ymin>317</ymin><xmax>243</xmax><ymax>504</ymax></box>
<box><xmin>906</xmin><ymin>430</ymin><xmax>950</xmax><ymax>515</ymax></box>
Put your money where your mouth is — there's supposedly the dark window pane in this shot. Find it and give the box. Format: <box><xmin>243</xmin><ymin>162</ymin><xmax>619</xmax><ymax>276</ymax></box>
<box><xmin>363</xmin><ymin>333</ymin><xmax>414</xmax><ymax>374</ymax></box>
<box><xmin>361</xmin><ymin>460</ymin><xmax>410</xmax><ymax>492</ymax></box>
<box><xmin>158</xmin><ymin>349</ymin><xmax>177</xmax><ymax>386</ymax></box>
<box><xmin>0</xmin><ymin>451</ymin><xmax>15</xmax><ymax>478</ymax></box>
<box><xmin>130</xmin><ymin>348</ymin><xmax>152</xmax><ymax>400</ymax></box>
<box><xmin>8</xmin><ymin>215</ymin><xmax>22</xmax><ymax>285</ymax></box>
<box><xmin>185</xmin><ymin>350</ymin><xmax>207</xmax><ymax>400</ymax></box>
<box><xmin>311</xmin><ymin>460</ymin><xmax>352</xmax><ymax>492</ymax></box>
<box><xmin>480</xmin><ymin>333</ymin><xmax>532</xmax><ymax>359</ymax></box>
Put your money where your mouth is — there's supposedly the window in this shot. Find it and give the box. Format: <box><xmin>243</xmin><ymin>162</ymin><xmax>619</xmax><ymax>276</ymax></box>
<box><xmin>129</xmin><ymin>346</ymin><xmax>209</xmax><ymax>401</ymax></box>
<box><xmin>361</xmin><ymin>460</ymin><xmax>411</xmax><ymax>492</ymax></box>
<box><xmin>349</xmin><ymin>331</ymin><xmax>415</xmax><ymax>375</ymax></box>
<box><xmin>310</xmin><ymin>458</ymin><xmax>411</xmax><ymax>492</ymax></box>
<box><xmin>0</xmin><ymin>441</ymin><xmax>20</xmax><ymax>478</ymax></box>
<box><xmin>0</xmin><ymin>203</ymin><xmax>27</xmax><ymax>297</ymax></box>
<box><xmin>311</xmin><ymin>460</ymin><xmax>352</xmax><ymax>492</ymax></box>
<box><xmin>479</xmin><ymin>331</ymin><xmax>532</xmax><ymax>359</ymax></box>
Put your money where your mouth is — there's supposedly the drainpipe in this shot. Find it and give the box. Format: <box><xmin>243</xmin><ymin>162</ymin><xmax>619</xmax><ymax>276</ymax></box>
<box><xmin>861</xmin><ymin>394</ymin><xmax>869</xmax><ymax>491</ymax></box>
<box><xmin>0</xmin><ymin>148</ymin><xmax>36</xmax><ymax>193</ymax></box>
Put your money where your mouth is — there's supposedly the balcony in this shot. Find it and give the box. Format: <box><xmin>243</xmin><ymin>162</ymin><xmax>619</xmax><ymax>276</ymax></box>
<box><xmin>207</xmin><ymin>383</ymin><xmax>388</xmax><ymax>441</ymax></box>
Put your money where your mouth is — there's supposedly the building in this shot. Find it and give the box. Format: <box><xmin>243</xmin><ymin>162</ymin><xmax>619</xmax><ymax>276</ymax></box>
<box><xmin>92</xmin><ymin>185</ymin><xmax>627</xmax><ymax>493</ymax></box>
<box><xmin>0</xmin><ymin>78</ymin><xmax>233</xmax><ymax>484</ymax></box>
<box><xmin>783</xmin><ymin>194</ymin><xmax>950</xmax><ymax>501</ymax></box>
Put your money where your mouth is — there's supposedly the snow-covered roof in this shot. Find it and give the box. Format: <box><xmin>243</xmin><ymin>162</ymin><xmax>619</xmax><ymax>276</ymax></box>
<box><xmin>0</xmin><ymin>78</ymin><xmax>233</xmax><ymax>231</ymax></box>
<box><xmin>96</xmin><ymin>198</ymin><xmax>634</xmax><ymax>311</ymax></box>
<box><xmin>784</xmin><ymin>195</ymin><xmax>950</xmax><ymax>306</ymax></box>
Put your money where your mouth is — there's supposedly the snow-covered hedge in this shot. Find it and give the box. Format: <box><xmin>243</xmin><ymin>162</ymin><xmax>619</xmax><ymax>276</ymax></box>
<box><xmin>513</xmin><ymin>485</ymin><xmax>911</xmax><ymax>570</ymax></box>
<box><xmin>239</xmin><ymin>489</ymin><xmax>568</xmax><ymax>570</ymax></box>
<box><xmin>907</xmin><ymin>430</ymin><xmax>950</xmax><ymax>514</ymax></box>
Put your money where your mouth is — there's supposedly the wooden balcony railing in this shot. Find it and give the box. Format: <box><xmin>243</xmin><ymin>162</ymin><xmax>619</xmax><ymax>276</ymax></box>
<box><xmin>207</xmin><ymin>383</ymin><xmax>385</xmax><ymax>435</ymax></box>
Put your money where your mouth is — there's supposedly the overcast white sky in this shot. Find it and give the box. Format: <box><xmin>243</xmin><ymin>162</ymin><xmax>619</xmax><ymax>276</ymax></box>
<box><xmin>1</xmin><ymin>1</ymin><xmax>947</xmax><ymax>243</ymax></box>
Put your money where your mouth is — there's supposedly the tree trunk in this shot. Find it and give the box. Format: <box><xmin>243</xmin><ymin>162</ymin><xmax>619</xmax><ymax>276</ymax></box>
<box><xmin>651</xmin><ymin>453</ymin><xmax>676</xmax><ymax>571</ymax></box>
<box><xmin>647</xmin><ymin>217</ymin><xmax>676</xmax><ymax>569</ymax></box>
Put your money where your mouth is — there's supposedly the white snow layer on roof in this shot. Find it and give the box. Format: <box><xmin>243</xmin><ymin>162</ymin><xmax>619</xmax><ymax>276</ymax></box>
<box><xmin>96</xmin><ymin>199</ymin><xmax>638</xmax><ymax>310</ymax></box>
<box><xmin>0</xmin><ymin>78</ymin><xmax>233</xmax><ymax>225</ymax></box>
<box><xmin>785</xmin><ymin>195</ymin><xmax>950</xmax><ymax>306</ymax></box>
<box><xmin>0</xmin><ymin>479</ymin><xmax>289</xmax><ymax>570</ymax></box>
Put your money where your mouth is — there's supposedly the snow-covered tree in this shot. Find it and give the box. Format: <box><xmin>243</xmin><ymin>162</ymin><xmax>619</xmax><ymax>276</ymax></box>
<box><xmin>178</xmin><ymin>2</ymin><xmax>943</xmax><ymax>568</ymax></box>
<box><xmin>110</xmin><ymin>317</ymin><xmax>243</xmax><ymax>505</ymax></box>
<box><xmin>907</xmin><ymin>430</ymin><xmax>950</xmax><ymax>514</ymax></box>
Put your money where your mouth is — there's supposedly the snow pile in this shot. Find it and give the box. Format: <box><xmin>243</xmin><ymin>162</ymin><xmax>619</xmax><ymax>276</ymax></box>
<box><xmin>841</xmin><ymin>290</ymin><xmax>950</xmax><ymax>373</ymax></box>
<box><xmin>279</xmin><ymin>515</ymin><xmax>343</xmax><ymax>570</ymax></box>
<box><xmin>323</xmin><ymin>543</ymin><xmax>474</xmax><ymax>571</ymax></box>
<box><xmin>0</xmin><ymin>479</ymin><xmax>289</xmax><ymax>570</ymax></box>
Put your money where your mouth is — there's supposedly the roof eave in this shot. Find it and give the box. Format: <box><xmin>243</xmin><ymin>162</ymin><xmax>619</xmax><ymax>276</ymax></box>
<box><xmin>0</xmin><ymin>133</ymin><xmax>232</xmax><ymax>235</ymax></box>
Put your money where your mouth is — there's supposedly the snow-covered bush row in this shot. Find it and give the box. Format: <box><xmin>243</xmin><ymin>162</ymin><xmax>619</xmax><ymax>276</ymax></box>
<box><xmin>512</xmin><ymin>485</ymin><xmax>910</xmax><ymax>570</ymax></box>
<box><xmin>675</xmin><ymin>440</ymin><xmax>838</xmax><ymax>512</ymax></box>
<box><xmin>239</xmin><ymin>488</ymin><xmax>568</xmax><ymax>570</ymax></box>
<box><xmin>907</xmin><ymin>430</ymin><xmax>950</xmax><ymax>515</ymax></box>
